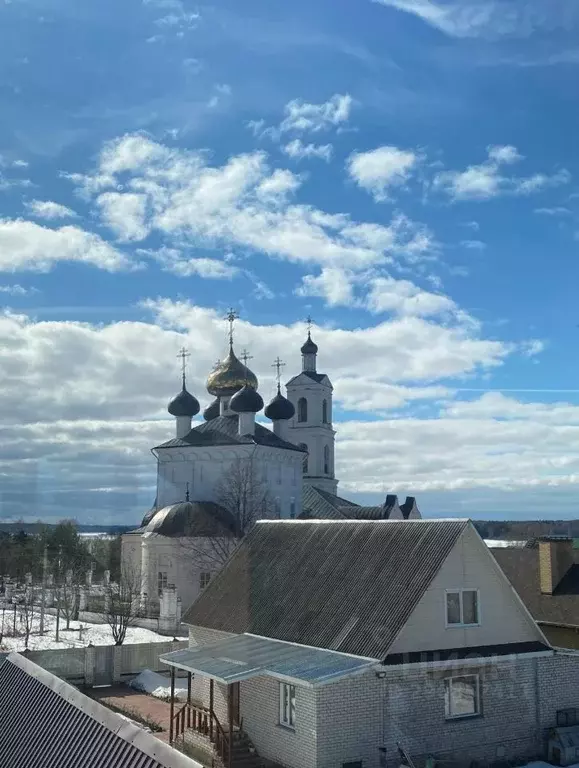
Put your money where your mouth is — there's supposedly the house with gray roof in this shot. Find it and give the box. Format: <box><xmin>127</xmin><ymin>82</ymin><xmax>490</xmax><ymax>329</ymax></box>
<box><xmin>0</xmin><ymin>652</ymin><xmax>200</xmax><ymax>768</ymax></box>
<box><xmin>492</xmin><ymin>537</ymin><xmax>579</xmax><ymax>649</ymax></box>
<box><xmin>159</xmin><ymin>518</ymin><xmax>579</xmax><ymax>768</ymax></box>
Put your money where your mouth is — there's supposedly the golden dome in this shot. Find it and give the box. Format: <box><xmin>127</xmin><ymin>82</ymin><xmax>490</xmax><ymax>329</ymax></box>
<box><xmin>206</xmin><ymin>346</ymin><xmax>259</xmax><ymax>397</ymax></box>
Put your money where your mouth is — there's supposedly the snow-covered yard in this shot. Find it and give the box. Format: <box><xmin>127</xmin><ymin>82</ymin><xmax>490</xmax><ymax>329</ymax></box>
<box><xmin>0</xmin><ymin>612</ymin><xmax>186</xmax><ymax>652</ymax></box>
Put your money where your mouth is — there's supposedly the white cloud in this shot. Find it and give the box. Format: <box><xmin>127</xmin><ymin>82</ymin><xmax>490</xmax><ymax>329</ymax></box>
<box><xmin>296</xmin><ymin>268</ymin><xmax>357</xmax><ymax>307</ymax></box>
<box><xmin>0</xmin><ymin>303</ymin><xmax>560</xmax><ymax>520</ymax></box>
<box><xmin>282</xmin><ymin>140</ymin><xmax>333</xmax><ymax>162</ymax></box>
<box><xmin>279</xmin><ymin>93</ymin><xmax>353</xmax><ymax>134</ymax></box>
<box><xmin>534</xmin><ymin>207</ymin><xmax>571</xmax><ymax>216</ymax></box>
<box><xmin>97</xmin><ymin>192</ymin><xmax>149</xmax><ymax>241</ymax></box>
<box><xmin>142</xmin><ymin>247</ymin><xmax>239</xmax><ymax>279</ymax></box>
<box><xmin>433</xmin><ymin>145</ymin><xmax>571</xmax><ymax>201</ymax></box>
<box><xmin>72</xmin><ymin>134</ymin><xmax>432</xmax><ymax>272</ymax></box>
<box><xmin>347</xmin><ymin>145</ymin><xmax>419</xmax><ymax>201</ymax></box>
<box><xmin>461</xmin><ymin>239</ymin><xmax>486</xmax><ymax>250</ymax></box>
<box><xmin>521</xmin><ymin>339</ymin><xmax>545</xmax><ymax>358</ymax></box>
<box><xmin>365</xmin><ymin>276</ymin><xmax>459</xmax><ymax>317</ymax></box>
<box><xmin>372</xmin><ymin>0</ymin><xmax>574</xmax><ymax>40</ymax></box>
<box><xmin>25</xmin><ymin>200</ymin><xmax>78</xmax><ymax>221</ymax></box>
<box><xmin>0</xmin><ymin>284</ymin><xmax>37</xmax><ymax>296</ymax></box>
<box><xmin>0</xmin><ymin>220</ymin><xmax>134</xmax><ymax>273</ymax></box>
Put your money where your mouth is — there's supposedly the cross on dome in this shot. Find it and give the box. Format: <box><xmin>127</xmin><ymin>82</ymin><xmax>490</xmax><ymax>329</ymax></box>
<box><xmin>225</xmin><ymin>308</ymin><xmax>239</xmax><ymax>349</ymax></box>
<box><xmin>177</xmin><ymin>346</ymin><xmax>190</xmax><ymax>388</ymax></box>
<box><xmin>272</xmin><ymin>356</ymin><xmax>286</xmax><ymax>391</ymax></box>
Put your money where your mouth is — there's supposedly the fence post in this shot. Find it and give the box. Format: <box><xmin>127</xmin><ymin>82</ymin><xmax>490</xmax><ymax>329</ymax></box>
<box><xmin>84</xmin><ymin>644</ymin><xmax>95</xmax><ymax>687</ymax></box>
<box><xmin>113</xmin><ymin>645</ymin><xmax>122</xmax><ymax>683</ymax></box>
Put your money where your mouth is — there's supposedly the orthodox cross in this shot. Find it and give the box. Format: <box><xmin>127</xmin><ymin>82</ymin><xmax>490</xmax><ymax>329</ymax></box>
<box><xmin>185</xmin><ymin>482</ymin><xmax>190</xmax><ymax>502</ymax></box>
<box><xmin>177</xmin><ymin>347</ymin><xmax>190</xmax><ymax>388</ymax></box>
<box><xmin>305</xmin><ymin>314</ymin><xmax>313</xmax><ymax>334</ymax></box>
<box><xmin>272</xmin><ymin>356</ymin><xmax>285</xmax><ymax>391</ymax></box>
<box><xmin>240</xmin><ymin>349</ymin><xmax>253</xmax><ymax>366</ymax></box>
<box><xmin>225</xmin><ymin>308</ymin><xmax>239</xmax><ymax>348</ymax></box>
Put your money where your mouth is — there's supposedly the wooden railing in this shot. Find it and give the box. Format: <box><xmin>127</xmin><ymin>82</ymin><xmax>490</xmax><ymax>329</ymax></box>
<box><xmin>172</xmin><ymin>703</ymin><xmax>230</xmax><ymax>766</ymax></box>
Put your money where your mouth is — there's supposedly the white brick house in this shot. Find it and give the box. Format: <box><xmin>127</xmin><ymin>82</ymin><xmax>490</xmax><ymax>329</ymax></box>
<box><xmin>160</xmin><ymin>519</ymin><xmax>579</xmax><ymax>768</ymax></box>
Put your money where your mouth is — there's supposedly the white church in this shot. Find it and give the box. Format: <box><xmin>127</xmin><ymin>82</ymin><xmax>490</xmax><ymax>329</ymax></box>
<box><xmin>122</xmin><ymin>320</ymin><xmax>420</xmax><ymax>612</ymax></box>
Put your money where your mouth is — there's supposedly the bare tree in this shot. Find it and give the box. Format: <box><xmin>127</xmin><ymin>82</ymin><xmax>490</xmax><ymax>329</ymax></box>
<box><xmin>178</xmin><ymin>455</ymin><xmax>277</xmax><ymax>571</ymax></box>
<box><xmin>21</xmin><ymin>586</ymin><xmax>35</xmax><ymax>650</ymax></box>
<box><xmin>100</xmin><ymin>565</ymin><xmax>141</xmax><ymax>645</ymax></box>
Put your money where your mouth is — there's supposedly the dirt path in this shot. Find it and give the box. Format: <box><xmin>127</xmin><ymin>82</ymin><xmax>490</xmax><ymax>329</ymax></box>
<box><xmin>89</xmin><ymin>684</ymin><xmax>174</xmax><ymax>743</ymax></box>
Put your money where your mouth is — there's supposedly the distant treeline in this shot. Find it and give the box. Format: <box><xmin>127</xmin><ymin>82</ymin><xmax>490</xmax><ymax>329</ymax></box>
<box><xmin>0</xmin><ymin>522</ymin><xmax>133</xmax><ymax>535</ymax></box>
<box><xmin>0</xmin><ymin>520</ymin><xmax>122</xmax><ymax>584</ymax></box>
<box><xmin>473</xmin><ymin>520</ymin><xmax>579</xmax><ymax>540</ymax></box>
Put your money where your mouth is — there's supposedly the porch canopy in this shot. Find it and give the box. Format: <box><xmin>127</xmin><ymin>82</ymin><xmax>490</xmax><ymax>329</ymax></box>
<box><xmin>160</xmin><ymin>633</ymin><xmax>378</xmax><ymax>688</ymax></box>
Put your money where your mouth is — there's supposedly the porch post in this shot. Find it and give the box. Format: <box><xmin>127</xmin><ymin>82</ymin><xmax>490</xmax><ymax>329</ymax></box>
<box><xmin>209</xmin><ymin>678</ymin><xmax>214</xmax><ymax>741</ymax></box>
<box><xmin>169</xmin><ymin>666</ymin><xmax>175</xmax><ymax>743</ymax></box>
<box><xmin>187</xmin><ymin>672</ymin><xmax>192</xmax><ymax>728</ymax></box>
<box><xmin>228</xmin><ymin>684</ymin><xmax>233</xmax><ymax>768</ymax></box>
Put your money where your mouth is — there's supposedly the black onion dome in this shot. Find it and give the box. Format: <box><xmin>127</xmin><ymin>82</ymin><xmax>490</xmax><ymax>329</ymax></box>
<box><xmin>264</xmin><ymin>388</ymin><xmax>295</xmax><ymax>421</ymax></box>
<box><xmin>229</xmin><ymin>384</ymin><xmax>264</xmax><ymax>413</ymax></box>
<box><xmin>168</xmin><ymin>387</ymin><xmax>200</xmax><ymax>417</ymax></box>
<box><xmin>301</xmin><ymin>332</ymin><xmax>318</xmax><ymax>355</ymax></box>
<box><xmin>203</xmin><ymin>398</ymin><xmax>220</xmax><ymax>421</ymax></box>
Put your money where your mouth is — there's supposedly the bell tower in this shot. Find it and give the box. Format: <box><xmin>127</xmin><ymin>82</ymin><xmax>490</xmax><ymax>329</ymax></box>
<box><xmin>286</xmin><ymin>319</ymin><xmax>337</xmax><ymax>495</ymax></box>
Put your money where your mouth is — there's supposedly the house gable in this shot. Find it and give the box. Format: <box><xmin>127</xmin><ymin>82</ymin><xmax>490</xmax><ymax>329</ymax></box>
<box><xmin>182</xmin><ymin>518</ymin><xmax>468</xmax><ymax>659</ymax></box>
<box><xmin>387</xmin><ymin>522</ymin><xmax>547</xmax><ymax>656</ymax></box>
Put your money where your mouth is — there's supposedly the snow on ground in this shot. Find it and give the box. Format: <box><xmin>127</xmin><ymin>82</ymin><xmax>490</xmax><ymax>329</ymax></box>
<box><xmin>0</xmin><ymin>612</ymin><xmax>186</xmax><ymax>652</ymax></box>
<box><xmin>130</xmin><ymin>669</ymin><xmax>188</xmax><ymax>701</ymax></box>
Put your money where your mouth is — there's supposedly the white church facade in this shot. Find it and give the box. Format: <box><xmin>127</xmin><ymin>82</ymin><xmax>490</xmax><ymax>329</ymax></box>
<box><xmin>122</xmin><ymin>321</ymin><xmax>421</xmax><ymax>613</ymax></box>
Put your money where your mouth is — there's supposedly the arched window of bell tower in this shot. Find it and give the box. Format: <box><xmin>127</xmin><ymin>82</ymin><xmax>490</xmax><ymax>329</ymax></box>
<box><xmin>322</xmin><ymin>399</ymin><xmax>328</xmax><ymax>423</ymax></box>
<box><xmin>298</xmin><ymin>398</ymin><xmax>308</xmax><ymax>423</ymax></box>
<box><xmin>323</xmin><ymin>445</ymin><xmax>330</xmax><ymax>475</ymax></box>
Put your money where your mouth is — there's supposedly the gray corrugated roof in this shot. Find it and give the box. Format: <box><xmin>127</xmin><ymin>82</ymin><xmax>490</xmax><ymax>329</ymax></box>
<box><xmin>183</xmin><ymin>518</ymin><xmax>469</xmax><ymax>659</ymax></box>
<box><xmin>161</xmin><ymin>633</ymin><xmax>377</xmax><ymax>687</ymax></box>
<box><xmin>301</xmin><ymin>485</ymin><xmax>347</xmax><ymax>519</ymax></box>
<box><xmin>0</xmin><ymin>653</ymin><xmax>200</xmax><ymax>768</ymax></box>
<box><xmin>155</xmin><ymin>414</ymin><xmax>304</xmax><ymax>452</ymax></box>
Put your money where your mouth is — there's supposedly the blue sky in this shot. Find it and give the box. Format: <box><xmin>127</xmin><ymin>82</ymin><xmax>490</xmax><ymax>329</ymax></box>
<box><xmin>1</xmin><ymin>0</ymin><xmax>579</xmax><ymax>523</ymax></box>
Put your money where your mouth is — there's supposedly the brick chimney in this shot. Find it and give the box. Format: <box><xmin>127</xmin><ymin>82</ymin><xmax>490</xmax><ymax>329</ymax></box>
<box><xmin>539</xmin><ymin>537</ymin><xmax>574</xmax><ymax>595</ymax></box>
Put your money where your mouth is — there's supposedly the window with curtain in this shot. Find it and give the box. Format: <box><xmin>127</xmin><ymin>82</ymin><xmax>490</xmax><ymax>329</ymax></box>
<box><xmin>279</xmin><ymin>683</ymin><xmax>296</xmax><ymax>728</ymax></box>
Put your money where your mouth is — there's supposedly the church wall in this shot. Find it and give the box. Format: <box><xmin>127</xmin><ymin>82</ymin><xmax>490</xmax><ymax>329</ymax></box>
<box><xmin>155</xmin><ymin>445</ymin><xmax>303</xmax><ymax>520</ymax></box>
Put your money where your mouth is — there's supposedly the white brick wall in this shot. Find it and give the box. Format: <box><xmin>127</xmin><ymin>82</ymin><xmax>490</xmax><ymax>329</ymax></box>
<box><xmin>241</xmin><ymin>676</ymin><xmax>318</xmax><ymax>768</ymax></box>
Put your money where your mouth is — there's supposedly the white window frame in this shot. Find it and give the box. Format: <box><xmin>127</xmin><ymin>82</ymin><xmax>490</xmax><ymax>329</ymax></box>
<box><xmin>279</xmin><ymin>682</ymin><xmax>296</xmax><ymax>729</ymax></box>
<box><xmin>199</xmin><ymin>572</ymin><xmax>211</xmax><ymax>590</ymax></box>
<box><xmin>445</xmin><ymin>589</ymin><xmax>480</xmax><ymax>628</ymax></box>
<box><xmin>157</xmin><ymin>571</ymin><xmax>168</xmax><ymax>596</ymax></box>
<box><xmin>444</xmin><ymin>674</ymin><xmax>481</xmax><ymax>720</ymax></box>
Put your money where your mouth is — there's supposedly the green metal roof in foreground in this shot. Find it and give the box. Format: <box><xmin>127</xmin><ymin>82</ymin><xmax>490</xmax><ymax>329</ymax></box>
<box><xmin>160</xmin><ymin>633</ymin><xmax>378</xmax><ymax>688</ymax></box>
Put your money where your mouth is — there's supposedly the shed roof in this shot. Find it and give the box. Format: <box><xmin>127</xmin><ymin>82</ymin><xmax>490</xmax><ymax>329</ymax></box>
<box><xmin>0</xmin><ymin>653</ymin><xmax>199</xmax><ymax>768</ymax></box>
<box><xmin>183</xmin><ymin>518</ymin><xmax>469</xmax><ymax>659</ymax></box>
<box><xmin>161</xmin><ymin>633</ymin><xmax>377</xmax><ymax>687</ymax></box>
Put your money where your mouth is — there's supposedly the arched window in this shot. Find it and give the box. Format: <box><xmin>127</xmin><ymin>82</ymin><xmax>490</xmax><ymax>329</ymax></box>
<box><xmin>322</xmin><ymin>399</ymin><xmax>328</xmax><ymax>423</ymax></box>
<box><xmin>324</xmin><ymin>445</ymin><xmax>330</xmax><ymax>475</ymax></box>
<box><xmin>299</xmin><ymin>443</ymin><xmax>308</xmax><ymax>474</ymax></box>
<box><xmin>298</xmin><ymin>397</ymin><xmax>308</xmax><ymax>422</ymax></box>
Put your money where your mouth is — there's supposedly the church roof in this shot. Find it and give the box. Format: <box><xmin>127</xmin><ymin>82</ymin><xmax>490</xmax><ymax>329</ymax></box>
<box><xmin>302</xmin><ymin>486</ymin><xmax>420</xmax><ymax>521</ymax></box>
<box><xmin>154</xmin><ymin>414</ymin><xmax>305</xmax><ymax>453</ymax></box>
<box><xmin>137</xmin><ymin>501</ymin><xmax>237</xmax><ymax>538</ymax></box>
<box><xmin>183</xmin><ymin>519</ymin><xmax>469</xmax><ymax>659</ymax></box>
<box><xmin>286</xmin><ymin>371</ymin><xmax>328</xmax><ymax>386</ymax></box>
